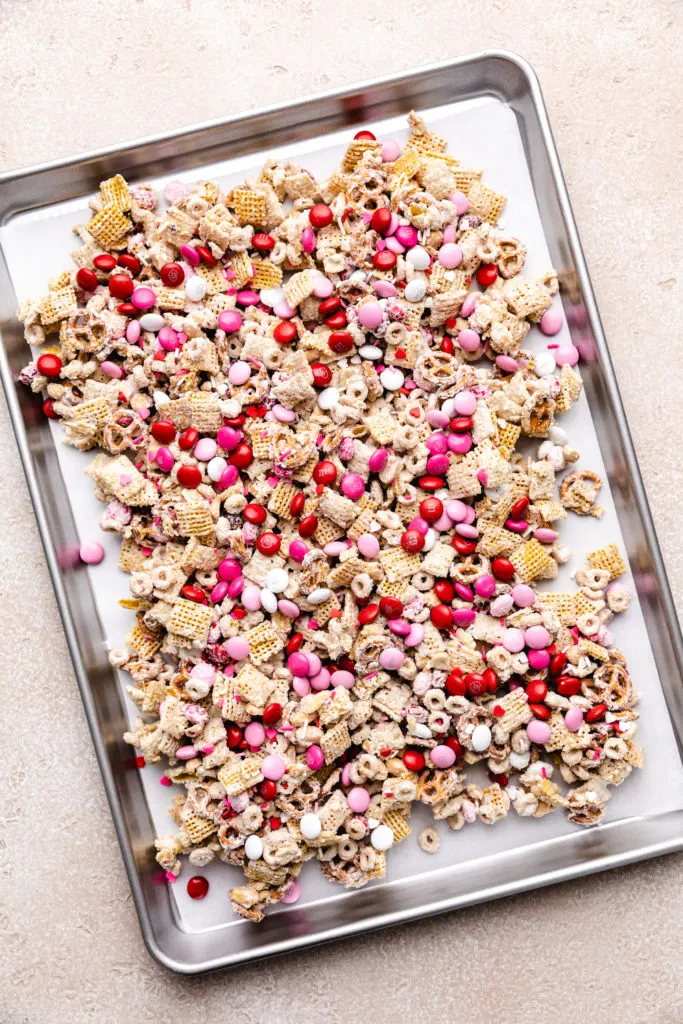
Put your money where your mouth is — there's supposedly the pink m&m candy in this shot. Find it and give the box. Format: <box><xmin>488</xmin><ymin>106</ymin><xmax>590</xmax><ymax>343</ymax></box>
<box><xmin>228</xmin><ymin>361</ymin><xmax>251</xmax><ymax>385</ymax></box>
<box><xmin>457</xmin><ymin>329</ymin><xmax>480</xmax><ymax>352</ymax></box>
<box><xmin>381</xmin><ymin>139</ymin><xmax>401</xmax><ymax>162</ymax></box>
<box><xmin>347</xmin><ymin>787</ymin><xmax>371</xmax><ymax>813</ymax></box>
<box><xmin>430</xmin><ymin>745</ymin><xmax>456</xmax><ymax>769</ymax></box>
<box><xmin>341</xmin><ymin>473</ymin><xmax>365</xmax><ymax>500</ymax></box>
<box><xmin>288</xmin><ymin>652</ymin><xmax>309</xmax><ymax>676</ymax></box>
<box><xmin>526</xmin><ymin>720</ymin><xmax>552</xmax><ymax>744</ymax></box>
<box><xmin>437</xmin><ymin>243</ymin><xmax>463</xmax><ymax>269</ymax></box>
<box><xmin>357</xmin><ymin>301</ymin><xmax>384</xmax><ymax>329</ymax></box>
<box><xmin>305</xmin><ymin>745</ymin><xmax>325</xmax><ymax>770</ymax></box>
<box><xmin>244</xmin><ymin>722</ymin><xmax>265</xmax><ymax>747</ymax></box>
<box><xmin>330</xmin><ymin>670</ymin><xmax>355</xmax><ymax>689</ymax></box>
<box><xmin>525</xmin><ymin>625</ymin><xmax>551</xmax><ymax>650</ymax></box>
<box><xmin>539</xmin><ymin>308</ymin><xmax>563</xmax><ymax>335</ymax></box>
<box><xmin>453</xmin><ymin>391</ymin><xmax>477</xmax><ymax>416</ymax></box>
<box><xmin>225</xmin><ymin>637</ymin><xmax>250</xmax><ymax>660</ymax></box>
<box><xmin>357</xmin><ymin>533</ymin><xmax>380</xmax><ymax>558</ymax></box>
<box><xmin>79</xmin><ymin>541</ymin><xmax>105</xmax><ymax>565</ymax></box>
<box><xmin>131</xmin><ymin>286</ymin><xmax>156</xmax><ymax>309</ymax></box>
<box><xmin>217</xmin><ymin>310</ymin><xmax>242</xmax><ymax>332</ymax></box>
<box><xmin>379</xmin><ymin>647</ymin><xmax>405</xmax><ymax>671</ymax></box>
<box><xmin>261</xmin><ymin>755</ymin><xmax>286</xmax><ymax>781</ymax></box>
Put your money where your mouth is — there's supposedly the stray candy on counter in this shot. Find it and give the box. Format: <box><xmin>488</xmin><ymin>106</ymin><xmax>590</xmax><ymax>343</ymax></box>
<box><xmin>18</xmin><ymin>112</ymin><xmax>642</xmax><ymax>924</ymax></box>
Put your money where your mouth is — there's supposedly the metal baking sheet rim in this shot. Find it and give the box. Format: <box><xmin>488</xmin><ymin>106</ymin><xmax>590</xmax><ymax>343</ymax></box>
<box><xmin>1</xmin><ymin>51</ymin><xmax>682</xmax><ymax>974</ymax></box>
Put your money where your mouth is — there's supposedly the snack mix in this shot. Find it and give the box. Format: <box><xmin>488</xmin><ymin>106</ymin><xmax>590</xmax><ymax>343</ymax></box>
<box><xmin>19</xmin><ymin>113</ymin><xmax>643</xmax><ymax>922</ymax></box>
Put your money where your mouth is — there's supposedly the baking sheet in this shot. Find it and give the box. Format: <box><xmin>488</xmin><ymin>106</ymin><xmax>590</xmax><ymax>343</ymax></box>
<box><xmin>3</xmin><ymin>92</ymin><xmax>683</xmax><ymax>938</ymax></box>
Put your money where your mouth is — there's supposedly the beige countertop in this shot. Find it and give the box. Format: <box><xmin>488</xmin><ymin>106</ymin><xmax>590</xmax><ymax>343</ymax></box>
<box><xmin>1</xmin><ymin>1</ymin><xmax>682</xmax><ymax>1021</ymax></box>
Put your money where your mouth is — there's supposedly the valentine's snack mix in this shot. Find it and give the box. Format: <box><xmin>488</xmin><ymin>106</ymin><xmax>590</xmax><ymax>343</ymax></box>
<box><xmin>18</xmin><ymin>113</ymin><xmax>642</xmax><ymax>921</ymax></box>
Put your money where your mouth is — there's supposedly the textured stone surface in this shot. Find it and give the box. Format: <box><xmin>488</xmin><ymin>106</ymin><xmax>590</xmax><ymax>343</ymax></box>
<box><xmin>1</xmin><ymin>1</ymin><xmax>682</xmax><ymax>1021</ymax></box>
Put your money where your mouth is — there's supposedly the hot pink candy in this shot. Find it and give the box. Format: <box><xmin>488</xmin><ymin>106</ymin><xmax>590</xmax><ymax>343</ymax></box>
<box><xmin>448</xmin><ymin>433</ymin><xmax>473</xmax><ymax>455</ymax></box>
<box><xmin>218</xmin><ymin>558</ymin><xmax>241</xmax><ymax>582</ymax></box>
<box><xmin>528</xmin><ymin>649</ymin><xmax>551</xmax><ymax>671</ymax></box>
<box><xmin>154</xmin><ymin>447</ymin><xmax>174</xmax><ymax>473</ymax></box>
<box><xmin>452</xmin><ymin>608</ymin><xmax>476</xmax><ymax>627</ymax></box>
<box><xmin>474</xmin><ymin>574</ymin><xmax>496</xmax><ymax>598</ymax></box>
<box><xmin>288</xmin><ymin>653</ymin><xmax>310</xmax><ymax>676</ymax></box>
<box><xmin>305</xmin><ymin>745</ymin><xmax>325</xmax><ymax>770</ymax></box>
<box><xmin>180</xmin><ymin>244</ymin><xmax>200</xmax><ymax>266</ymax></box>
<box><xmin>217</xmin><ymin>426</ymin><xmax>241</xmax><ymax>451</ymax></box>
<box><xmin>394</xmin><ymin>224</ymin><xmax>418</xmax><ymax>247</ymax></box>
<box><xmin>341</xmin><ymin>473</ymin><xmax>365</xmax><ymax>500</ymax></box>
<box><xmin>288</xmin><ymin>540</ymin><xmax>309</xmax><ymax>563</ymax></box>
<box><xmin>210</xmin><ymin>580</ymin><xmax>229</xmax><ymax>603</ymax></box>
<box><xmin>426</xmin><ymin>432</ymin><xmax>448</xmax><ymax>454</ymax></box>
<box><xmin>131</xmin><ymin>286</ymin><xmax>156</xmax><ymax>310</ymax></box>
<box><xmin>368</xmin><ymin>448</ymin><xmax>388</xmax><ymax>472</ymax></box>
<box><xmin>158</xmin><ymin>327</ymin><xmax>180</xmax><ymax>351</ymax></box>
<box><xmin>301</xmin><ymin>227</ymin><xmax>316</xmax><ymax>254</ymax></box>
<box><xmin>219</xmin><ymin>465</ymin><xmax>239</xmax><ymax>489</ymax></box>
<box><xmin>217</xmin><ymin>310</ymin><xmax>242</xmax><ymax>332</ymax></box>
<box><xmin>426</xmin><ymin>453</ymin><xmax>449</xmax><ymax>475</ymax></box>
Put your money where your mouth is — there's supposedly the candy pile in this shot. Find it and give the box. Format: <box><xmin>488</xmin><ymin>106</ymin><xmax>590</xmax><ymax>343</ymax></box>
<box><xmin>18</xmin><ymin>113</ymin><xmax>643</xmax><ymax>921</ymax></box>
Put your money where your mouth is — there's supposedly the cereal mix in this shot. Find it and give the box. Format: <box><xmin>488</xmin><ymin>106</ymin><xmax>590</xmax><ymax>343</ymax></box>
<box><xmin>19</xmin><ymin>114</ymin><xmax>640</xmax><ymax>920</ymax></box>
